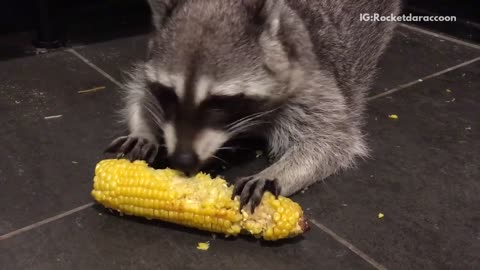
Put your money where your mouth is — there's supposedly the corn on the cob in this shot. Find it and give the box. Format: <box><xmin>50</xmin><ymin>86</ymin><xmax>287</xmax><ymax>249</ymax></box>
<box><xmin>91</xmin><ymin>159</ymin><xmax>309</xmax><ymax>241</ymax></box>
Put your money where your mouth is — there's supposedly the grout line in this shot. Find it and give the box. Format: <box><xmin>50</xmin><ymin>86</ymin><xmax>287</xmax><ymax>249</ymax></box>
<box><xmin>66</xmin><ymin>49</ymin><xmax>126</xmax><ymax>90</ymax></box>
<box><xmin>0</xmin><ymin>202</ymin><xmax>94</xmax><ymax>241</ymax></box>
<box><xmin>310</xmin><ymin>219</ymin><xmax>388</xmax><ymax>270</ymax></box>
<box><xmin>399</xmin><ymin>23</ymin><xmax>480</xmax><ymax>51</ymax></box>
<box><xmin>368</xmin><ymin>56</ymin><xmax>480</xmax><ymax>101</ymax></box>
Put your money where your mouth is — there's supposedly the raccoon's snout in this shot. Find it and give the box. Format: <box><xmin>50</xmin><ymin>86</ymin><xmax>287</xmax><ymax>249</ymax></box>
<box><xmin>168</xmin><ymin>151</ymin><xmax>199</xmax><ymax>177</ymax></box>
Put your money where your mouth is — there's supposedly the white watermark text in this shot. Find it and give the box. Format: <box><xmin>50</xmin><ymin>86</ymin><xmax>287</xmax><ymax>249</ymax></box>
<box><xmin>360</xmin><ymin>13</ymin><xmax>457</xmax><ymax>22</ymax></box>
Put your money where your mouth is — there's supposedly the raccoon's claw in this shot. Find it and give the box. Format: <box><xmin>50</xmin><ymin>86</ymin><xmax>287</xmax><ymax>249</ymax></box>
<box><xmin>232</xmin><ymin>177</ymin><xmax>281</xmax><ymax>213</ymax></box>
<box><xmin>105</xmin><ymin>136</ymin><xmax>136</xmax><ymax>155</ymax></box>
<box><xmin>130</xmin><ymin>141</ymin><xmax>159</xmax><ymax>164</ymax></box>
<box><xmin>105</xmin><ymin>136</ymin><xmax>159</xmax><ymax>164</ymax></box>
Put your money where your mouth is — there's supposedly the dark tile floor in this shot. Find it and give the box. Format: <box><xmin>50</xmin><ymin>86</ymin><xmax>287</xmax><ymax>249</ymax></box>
<box><xmin>1</xmin><ymin>24</ymin><xmax>479</xmax><ymax>270</ymax></box>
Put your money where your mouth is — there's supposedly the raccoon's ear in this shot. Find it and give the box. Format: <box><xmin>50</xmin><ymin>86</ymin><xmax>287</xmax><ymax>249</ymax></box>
<box><xmin>257</xmin><ymin>0</ymin><xmax>314</xmax><ymax>89</ymax></box>
<box><xmin>256</xmin><ymin>0</ymin><xmax>292</xmax><ymax>82</ymax></box>
<box><xmin>243</xmin><ymin>0</ymin><xmax>283</xmax><ymax>27</ymax></box>
<box><xmin>242</xmin><ymin>0</ymin><xmax>267</xmax><ymax>19</ymax></box>
<box><xmin>147</xmin><ymin>0</ymin><xmax>181</xmax><ymax>30</ymax></box>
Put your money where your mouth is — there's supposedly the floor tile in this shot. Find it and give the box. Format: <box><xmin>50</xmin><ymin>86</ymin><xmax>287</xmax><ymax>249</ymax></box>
<box><xmin>295</xmin><ymin>63</ymin><xmax>480</xmax><ymax>270</ymax></box>
<box><xmin>373</xmin><ymin>26</ymin><xmax>480</xmax><ymax>96</ymax></box>
<box><xmin>73</xmin><ymin>35</ymin><xmax>149</xmax><ymax>83</ymax></box>
<box><xmin>0</xmin><ymin>207</ymin><xmax>375</xmax><ymax>270</ymax></box>
<box><xmin>0</xmin><ymin>52</ymin><xmax>121</xmax><ymax>234</ymax></box>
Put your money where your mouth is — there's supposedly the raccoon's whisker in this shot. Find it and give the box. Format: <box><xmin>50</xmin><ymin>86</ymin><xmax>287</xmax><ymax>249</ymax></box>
<box><xmin>144</xmin><ymin>91</ymin><xmax>165</xmax><ymax>115</ymax></box>
<box><xmin>144</xmin><ymin>105</ymin><xmax>164</xmax><ymax>125</ymax></box>
<box><xmin>228</xmin><ymin>120</ymin><xmax>268</xmax><ymax>136</ymax></box>
<box><xmin>144</xmin><ymin>105</ymin><xmax>164</xmax><ymax>130</ymax></box>
<box><xmin>226</xmin><ymin>110</ymin><xmax>272</xmax><ymax>130</ymax></box>
<box><xmin>145</xmin><ymin>97</ymin><xmax>165</xmax><ymax>116</ymax></box>
<box><xmin>217</xmin><ymin>147</ymin><xmax>238</xmax><ymax>151</ymax></box>
<box><xmin>226</xmin><ymin>110</ymin><xmax>266</xmax><ymax>129</ymax></box>
<box><xmin>211</xmin><ymin>155</ymin><xmax>228</xmax><ymax>164</ymax></box>
<box><xmin>230</xmin><ymin>120</ymin><xmax>267</xmax><ymax>133</ymax></box>
<box><xmin>225</xmin><ymin>114</ymin><xmax>257</xmax><ymax>130</ymax></box>
<box><xmin>227</xmin><ymin>115</ymin><xmax>263</xmax><ymax>133</ymax></box>
<box><xmin>226</xmin><ymin>108</ymin><xmax>278</xmax><ymax>132</ymax></box>
<box><xmin>221</xmin><ymin>146</ymin><xmax>254</xmax><ymax>151</ymax></box>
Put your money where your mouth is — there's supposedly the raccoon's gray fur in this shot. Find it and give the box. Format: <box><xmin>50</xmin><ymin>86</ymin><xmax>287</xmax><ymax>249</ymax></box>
<box><xmin>106</xmin><ymin>0</ymin><xmax>401</xmax><ymax>209</ymax></box>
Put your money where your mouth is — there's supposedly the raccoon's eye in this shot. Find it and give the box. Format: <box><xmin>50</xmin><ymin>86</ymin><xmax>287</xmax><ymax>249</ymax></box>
<box><xmin>147</xmin><ymin>82</ymin><xmax>178</xmax><ymax>117</ymax></box>
<box><xmin>201</xmin><ymin>94</ymin><xmax>266</xmax><ymax>125</ymax></box>
<box><xmin>202</xmin><ymin>108</ymin><xmax>228</xmax><ymax>126</ymax></box>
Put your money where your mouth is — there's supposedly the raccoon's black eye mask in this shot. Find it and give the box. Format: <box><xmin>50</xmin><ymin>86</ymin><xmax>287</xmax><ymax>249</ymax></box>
<box><xmin>147</xmin><ymin>82</ymin><xmax>178</xmax><ymax>117</ymax></box>
<box><xmin>146</xmin><ymin>81</ymin><xmax>271</xmax><ymax>128</ymax></box>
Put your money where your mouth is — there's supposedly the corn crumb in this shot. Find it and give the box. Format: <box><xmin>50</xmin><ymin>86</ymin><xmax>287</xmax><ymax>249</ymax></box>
<box><xmin>378</xmin><ymin>213</ymin><xmax>385</xmax><ymax>219</ymax></box>
<box><xmin>197</xmin><ymin>241</ymin><xmax>210</xmax><ymax>251</ymax></box>
<box><xmin>388</xmin><ymin>114</ymin><xmax>398</xmax><ymax>120</ymax></box>
<box><xmin>44</xmin><ymin>115</ymin><xmax>63</xmax><ymax>120</ymax></box>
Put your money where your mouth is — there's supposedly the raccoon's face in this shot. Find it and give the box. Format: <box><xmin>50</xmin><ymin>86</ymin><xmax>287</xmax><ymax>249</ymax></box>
<box><xmin>143</xmin><ymin>0</ymin><xmax>287</xmax><ymax>175</ymax></box>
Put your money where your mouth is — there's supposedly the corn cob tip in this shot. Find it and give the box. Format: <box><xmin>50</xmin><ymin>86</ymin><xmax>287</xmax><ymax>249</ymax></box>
<box><xmin>298</xmin><ymin>216</ymin><xmax>310</xmax><ymax>233</ymax></box>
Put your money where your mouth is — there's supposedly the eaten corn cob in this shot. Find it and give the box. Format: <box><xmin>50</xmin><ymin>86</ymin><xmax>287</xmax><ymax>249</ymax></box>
<box><xmin>92</xmin><ymin>159</ymin><xmax>309</xmax><ymax>241</ymax></box>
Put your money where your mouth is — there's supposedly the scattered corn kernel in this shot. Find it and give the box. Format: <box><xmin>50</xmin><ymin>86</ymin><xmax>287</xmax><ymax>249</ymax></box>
<box><xmin>388</xmin><ymin>114</ymin><xmax>398</xmax><ymax>120</ymax></box>
<box><xmin>92</xmin><ymin>159</ymin><xmax>309</xmax><ymax>241</ymax></box>
<box><xmin>197</xmin><ymin>242</ymin><xmax>210</xmax><ymax>251</ymax></box>
<box><xmin>378</xmin><ymin>213</ymin><xmax>385</xmax><ymax>219</ymax></box>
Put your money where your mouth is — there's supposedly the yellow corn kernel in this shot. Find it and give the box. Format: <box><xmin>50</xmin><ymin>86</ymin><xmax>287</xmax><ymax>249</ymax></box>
<box><xmin>197</xmin><ymin>242</ymin><xmax>210</xmax><ymax>251</ymax></box>
<box><xmin>92</xmin><ymin>159</ymin><xmax>309</xmax><ymax>241</ymax></box>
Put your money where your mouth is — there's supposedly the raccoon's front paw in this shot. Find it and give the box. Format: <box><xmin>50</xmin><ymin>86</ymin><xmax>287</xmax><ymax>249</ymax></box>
<box><xmin>232</xmin><ymin>176</ymin><xmax>281</xmax><ymax>213</ymax></box>
<box><xmin>104</xmin><ymin>135</ymin><xmax>159</xmax><ymax>164</ymax></box>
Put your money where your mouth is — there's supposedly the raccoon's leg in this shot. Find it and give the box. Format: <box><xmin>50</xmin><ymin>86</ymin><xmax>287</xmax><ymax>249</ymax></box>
<box><xmin>233</xmin><ymin>133</ymin><xmax>367</xmax><ymax>211</ymax></box>
<box><xmin>232</xmin><ymin>90</ymin><xmax>369</xmax><ymax>211</ymax></box>
<box><xmin>105</xmin><ymin>127</ymin><xmax>160</xmax><ymax>165</ymax></box>
<box><xmin>105</xmin><ymin>82</ymin><xmax>161</xmax><ymax>164</ymax></box>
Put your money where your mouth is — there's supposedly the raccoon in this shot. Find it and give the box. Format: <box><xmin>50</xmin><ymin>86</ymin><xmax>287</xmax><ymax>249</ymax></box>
<box><xmin>106</xmin><ymin>0</ymin><xmax>401</xmax><ymax>211</ymax></box>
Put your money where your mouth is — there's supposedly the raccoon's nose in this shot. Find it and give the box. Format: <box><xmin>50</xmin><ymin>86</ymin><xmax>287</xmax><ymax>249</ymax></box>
<box><xmin>169</xmin><ymin>151</ymin><xmax>199</xmax><ymax>176</ymax></box>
